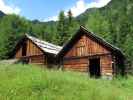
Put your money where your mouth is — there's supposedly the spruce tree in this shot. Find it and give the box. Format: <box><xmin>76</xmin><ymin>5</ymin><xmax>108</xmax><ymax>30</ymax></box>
<box><xmin>56</xmin><ymin>11</ymin><xmax>68</xmax><ymax>45</ymax></box>
<box><xmin>67</xmin><ymin>10</ymin><xmax>79</xmax><ymax>38</ymax></box>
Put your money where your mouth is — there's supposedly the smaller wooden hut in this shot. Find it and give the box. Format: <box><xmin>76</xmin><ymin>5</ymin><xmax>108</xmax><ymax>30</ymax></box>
<box><xmin>57</xmin><ymin>26</ymin><xmax>125</xmax><ymax>77</ymax></box>
<box><xmin>12</xmin><ymin>34</ymin><xmax>62</xmax><ymax>67</ymax></box>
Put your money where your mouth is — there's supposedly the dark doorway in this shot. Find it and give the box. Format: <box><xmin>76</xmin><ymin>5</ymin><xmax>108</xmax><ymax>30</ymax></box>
<box><xmin>89</xmin><ymin>58</ymin><xmax>101</xmax><ymax>78</ymax></box>
<box><xmin>22</xmin><ymin>41</ymin><xmax>27</xmax><ymax>56</ymax></box>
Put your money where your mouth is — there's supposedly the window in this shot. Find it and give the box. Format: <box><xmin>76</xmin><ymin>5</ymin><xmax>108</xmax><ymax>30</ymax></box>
<box><xmin>76</xmin><ymin>46</ymin><xmax>85</xmax><ymax>56</ymax></box>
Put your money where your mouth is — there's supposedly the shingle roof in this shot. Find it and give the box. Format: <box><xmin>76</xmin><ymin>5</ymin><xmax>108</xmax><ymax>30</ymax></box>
<box><xmin>26</xmin><ymin>34</ymin><xmax>62</xmax><ymax>55</ymax></box>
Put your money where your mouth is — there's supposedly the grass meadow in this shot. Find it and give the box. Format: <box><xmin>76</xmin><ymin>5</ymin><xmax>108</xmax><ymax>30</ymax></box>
<box><xmin>0</xmin><ymin>64</ymin><xmax>132</xmax><ymax>100</ymax></box>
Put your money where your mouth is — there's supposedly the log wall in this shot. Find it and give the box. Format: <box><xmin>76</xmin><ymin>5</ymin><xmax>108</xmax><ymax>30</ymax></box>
<box><xmin>63</xmin><ymin>34</ymin><xmax>113</xmax><ymax>76</ymax></box>
<box><xmin>15</xmin><ymin>39</ymin><xmax>43</xmax><ymax>58</ymax></box>
<box><xmin>15</xmin><ymin>39</ymin><xmax>46</xmax><ymax>65</ymax></box>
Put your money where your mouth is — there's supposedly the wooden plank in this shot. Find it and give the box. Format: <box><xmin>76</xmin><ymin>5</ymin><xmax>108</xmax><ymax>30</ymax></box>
<box><xmin>65</xmin><ymin>35</ymin><xmax>110</xmax><ymax>57</ymax></box>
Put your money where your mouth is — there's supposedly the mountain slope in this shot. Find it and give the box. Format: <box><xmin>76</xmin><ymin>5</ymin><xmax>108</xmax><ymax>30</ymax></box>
<box><xmin>0</xmin><ymin>11</ymin><xmax>5</xmax><ymax>17</ymax></box>
<box><xmin>79</xmin><ymin>0</ymin><xmax>133</xmax><ymax>70</ymax></box>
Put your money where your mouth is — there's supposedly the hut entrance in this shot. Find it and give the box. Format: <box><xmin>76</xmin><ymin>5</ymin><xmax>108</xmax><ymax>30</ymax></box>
<box><xmin>89</xmin><ymin>58</ymin><xmax>101</xmax><ymax>78</ymax></box>
<box><xmin>22</xmin><ymin>41</ymin><xmax>27</xmax><ymax>56</ymax></box>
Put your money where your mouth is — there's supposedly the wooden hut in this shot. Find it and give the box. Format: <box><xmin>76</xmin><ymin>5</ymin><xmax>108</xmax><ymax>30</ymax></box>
<box><xmin>58</xmin><ymin>26</ymin><xmax>125</xmax><ymax>77</ymax></box>
<box><xmin>13</xmin><ymin>34</ymin><xmax>62</xmax><ymax>67</ymax></box>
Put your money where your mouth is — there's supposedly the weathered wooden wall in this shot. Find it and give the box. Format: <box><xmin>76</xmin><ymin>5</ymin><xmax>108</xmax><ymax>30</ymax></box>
<box><xmin>63</xmin><ymin>58</ymin><xmax>88</xmax><ymax>72</ymax></box>
<box><xmin>65</xmin><ymin>35</ymin><xmax>110</xmax><ymax>57</ymax></box>
<box><xmin>15</xmin><ymin>39</ymin><xmax>43</xmax><ymax>57</ymax></box>
<box><xmin>63</xmin><ymin>34</ymin><xmax>113</xmax><ymax>75</ymax></box>
<box><xmin>15</xmin><ymin>39</ymin><xmax>46</xmax><ymax>65</ymax></box>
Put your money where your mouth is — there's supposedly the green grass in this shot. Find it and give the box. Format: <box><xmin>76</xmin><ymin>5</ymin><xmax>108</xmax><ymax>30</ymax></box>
<box><xmin>0</xmin><ymin>64</ymin><xmax>132</xmax><ymax>100</ymax></box>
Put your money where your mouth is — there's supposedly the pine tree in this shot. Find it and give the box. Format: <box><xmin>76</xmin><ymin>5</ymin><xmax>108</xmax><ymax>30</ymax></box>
<box><xmin>123</xmin><ymin>34</ymin><xmax>133</xmax><ymax>71</ymax></box>
<box><xmin>56</xmin><ymin>11</ymin><xmax>68</xmax><ymax>45</ymax></box>
<box><xmin>67</xmin><ymin>10</ymin><xmax>79</xmax><ymax>38</ymax></box>
<box><xmin>68</xmin><ymin>10</ymin><xmax>73</xmax><ymax>25</ymax></box>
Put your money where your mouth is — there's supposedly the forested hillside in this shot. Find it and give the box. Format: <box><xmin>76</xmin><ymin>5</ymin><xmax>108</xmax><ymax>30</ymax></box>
<box><xmin>0</xmin><ymin>11</ymin><xmax>5</xmax><ymax>17</ymax></box>
<box><xmin>84</xmin><ymin>0</ymin><xmax>133</xmax><ymax>72</ymax></box>
<box><xmin>0</xmin><ymin>0</ymin><xmax>132</xmax><ymax>72</ymax></box>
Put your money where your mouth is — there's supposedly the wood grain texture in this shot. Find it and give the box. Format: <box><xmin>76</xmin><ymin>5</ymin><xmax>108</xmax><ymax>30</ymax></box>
<box><xmin>15</xmin><ymin>39</ymin><xmax>46</xmax><ymax>65</ymax></box>
<box><xmin>63</xmin><ymin>34</ymin><xmax>113</xmax><ymax>76</ymax></box>
<box><xmin>65</xmin><ymin>35</ymin><xmax>110</xmax><ymax>57</ymax></box>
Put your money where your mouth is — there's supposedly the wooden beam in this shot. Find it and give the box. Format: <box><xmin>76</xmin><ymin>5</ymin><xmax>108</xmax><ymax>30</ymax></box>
<box><xmin>63</xmin><ymin>53</ymin><xmax>111</xmax><ymax>60</ymax></box>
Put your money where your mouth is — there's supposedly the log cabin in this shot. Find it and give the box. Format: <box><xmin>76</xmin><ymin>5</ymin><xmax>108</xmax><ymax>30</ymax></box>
<box><xmin>57</xmin><ymin>26</ymin><xmax>125</xmax><ymax>78</ymax></box>
<box><xmin>12</xmin><ymin>26</ymin><xmax>125</xmax><ymax>78</ymax></box>
<box><xmin>13</xmin><ymin>34</ymin><xmax>62</xmax><ymax>67</ymax></box>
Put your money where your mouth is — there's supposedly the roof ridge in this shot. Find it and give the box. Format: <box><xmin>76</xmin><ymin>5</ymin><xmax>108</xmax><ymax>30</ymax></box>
<box><xmin>57</xmin><ymin>26</ymin><xmax>124</xmax><ymax>57</ymax></box>
<box><xmin>25</xmin><ymin>33</ymin><xmax>62</xmax><ymax>49</ymax></box>
<box><xmin>80</xmin><ymin>26</ymin><xmax>123</xmax><ymax>52</ymax></box>
<box><xmin>25</xmin><ymin>33</ymin><xmax>62</xmax><ymax>55</ymax></box>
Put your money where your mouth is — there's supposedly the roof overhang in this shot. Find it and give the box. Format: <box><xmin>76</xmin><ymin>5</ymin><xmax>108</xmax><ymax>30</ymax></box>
<box><xmin>57</xmin><ymin>26</ymin><xmax>125</xmax><ymax>59</ymax></box>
